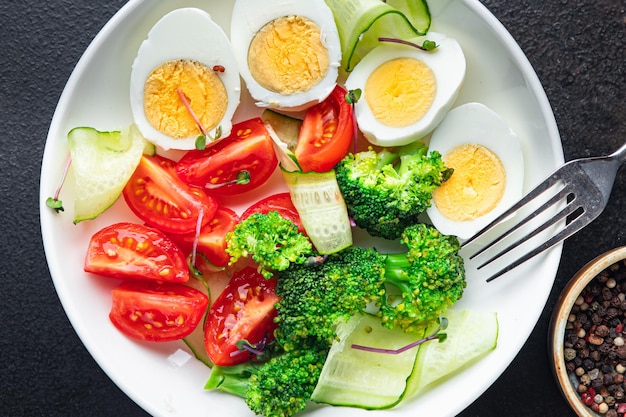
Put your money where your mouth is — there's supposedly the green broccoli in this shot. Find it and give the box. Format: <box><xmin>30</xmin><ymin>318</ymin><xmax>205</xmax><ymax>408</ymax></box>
<box><xmin>274</xmin><ymin>247</ymin><xmax>386</xmax><ymax>349</ymax></box>
<box><xmin>276</xmin><ymin>223</ymin><xmax>465</xmax><ymax>336</ymax></box>
<box><xmin>205</xmin><ymin>338</ymin><xmax>329</xmax><ymax>417</ymax></box>
<box><xmin>335</xmin><ymin>141</ymin><xmax>453</xmax><ymax>240</ymax></box>
<box><xmin>208</xmin><ymin>223</ymin><xmax>464</xmax><ymax>417</ymax></box>
<box><xmin>245</xmin><ymin>341</ymin><xmax>328</xmax><ymax>417</ymax></box>
<box><xmin>225</xmin><ymin>211</ymin><xmax>314</xmax><ymax>278</ymax></box>
<box><xmin>379</xmin><ymin>222</ymin><xmax>466</xmax><ymax>332</ymax></box>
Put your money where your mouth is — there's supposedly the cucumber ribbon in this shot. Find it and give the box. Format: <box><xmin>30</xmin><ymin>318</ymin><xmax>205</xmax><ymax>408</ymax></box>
<box><xmin>265</xmin><ymin>122</ymin><xmax>353</xmax><ymax>255</ymax></box>
<box><xmin>324</xmin><ymin>0</ymin><xmax>431</xmax><ymax>71</ymax></box>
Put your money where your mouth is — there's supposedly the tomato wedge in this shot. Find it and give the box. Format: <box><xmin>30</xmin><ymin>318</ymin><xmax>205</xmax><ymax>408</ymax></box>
<box><xmin>167</xmin><ymin>206</ymin><xmax>239</xmax><ymax>268</ymax></box>
<box><xmin>241</xmin><ymin>192</ymin><xmax>305</xmax><ymax>235</ymax></box>
<box><xmin>294</xmin><ymin>85</ymin><xmax>354</xmax><ymax>173</ymax></box>
<box><xmin>176</xmin><ymin>118</ymin><xmax>278</xmax><ymax>195</ymax></box>
<box><xmin>123</xmin><ymin>155</ymin><xmax>217</xmax><ymax>234</ymax></box>
<box><xmin>204</xmin><ymin>266</ymin><xmax>279</xmax><ymax>366</ymax></box>
<box><xmin>85</xmin><ymin>222</ymin><xmax>189</xmax><ymax>283</ymax></box>
<box><xmin>110</xmin><ymin>281</ymin><xmax>208</xmax><ymax>342</ymax></box>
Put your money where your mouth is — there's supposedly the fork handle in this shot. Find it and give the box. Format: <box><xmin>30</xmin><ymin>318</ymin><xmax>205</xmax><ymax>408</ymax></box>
<box><xmin>611</xmin><ymin>140</ymin><xmax>626</xmax><ymax>163</ymax></box>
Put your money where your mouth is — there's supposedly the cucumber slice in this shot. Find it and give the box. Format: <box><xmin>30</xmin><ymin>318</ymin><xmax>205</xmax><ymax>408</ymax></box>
<box><xmin>143</xmin><ymin>139</ymin><xmax>157</xmax><ymax>156</ymax></box>
<box><xmin>311</xmin><ymin>314</ymin><xmax>424</xmax><ymax>409</ymax></box>
<box><xmin>182</xmin><ymin>311</ymin><xmax>212</xmax><ymax>368</ymax></box>
<box><xmin>183</xmin><ymin>266</ymin><xmax>233</xmax><ymax>368</ymax></box>
<box><xmin>68</xmin><ymin>124</ymin><xmax>146</xmax><ymax>223</ymax></box>
<box><xmin>402</xmin><ymin>309</ymin><xmax>499</xmax><ymax>399</ymax></box>
<box><xmin>282</xmin><ymin>169</ymin><xmax>352</xmax><ymax>254</ymax></box>
<box><xmin>324</xmin><ymin>0</ymin><xmax>431</xmax><ymax>71</ymax></box>
<box><xmin>260</xmin><ymin>109</ymin><xmax>302</xmax><ymax>151</ymax></box>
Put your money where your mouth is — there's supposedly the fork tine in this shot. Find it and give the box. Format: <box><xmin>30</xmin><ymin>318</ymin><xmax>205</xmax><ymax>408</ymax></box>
<box><xmin>475</xmin><ymin>197</ymin><xmax>582</xmax><ymax>270</ymax></box>
<box><xmin>461</xmin><ymin>164</ymin><xmax>569</xmax><ymax>248</ymax></box>
<box><xmin>468</xmin><ymin>186</ymin><xmax>571</xmax><ymax>260</ymax></box>
<box><xmin>484</xmin><ymin>211</ymin><xmax>589</xmax><ymax>282</ymax></box>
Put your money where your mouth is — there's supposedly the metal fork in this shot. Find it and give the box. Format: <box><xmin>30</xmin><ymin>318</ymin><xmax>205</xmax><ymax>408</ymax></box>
<box><xmin>462</xmin><ymin>140</ymin><xmax>626</xmax><ymax>282</ymax></box>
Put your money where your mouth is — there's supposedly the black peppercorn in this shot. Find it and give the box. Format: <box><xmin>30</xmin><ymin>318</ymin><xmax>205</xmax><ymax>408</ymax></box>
<box><xmin>562</xmin><ymin>262</ymin><xmax>626</xmax><ymax>416</ymax></box>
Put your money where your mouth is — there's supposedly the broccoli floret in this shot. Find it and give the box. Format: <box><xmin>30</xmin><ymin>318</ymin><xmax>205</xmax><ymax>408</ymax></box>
<box><xmin>225</xmin><ymin>211</ymin><xmax>314</xmax><ymax>278</ymax></box>
<box><xmin>335</xmin><ymin>141</ymin><xmax>453</xmax><ymax>240</ymax></box>
<box><xmin>205</xmin><ymin>339</ymin><xmax>329</xmax><ymax>417</ymax></box>
<box><xmin>275</xmin><ymin>247</ymin><xmax>386</xmax><ymax>349</ymax></box>
<box><xmin>246</xmin><ymin>341</ymin><xmax>328</xmax><ymax>417</ymax></box>
<box><xmin>210</xmin><ymin>222</ymin><xmax>464</xmax><ymax>417</ymax></box>
<box><xmin>276</xmin><ymin>223</ymin><xmax>465</xmax><ymax>337</ymax></box>
<box><xmin>380</xmin><ymin>223</ymin><xmax>466</xmax><ymax>333</ymax></box>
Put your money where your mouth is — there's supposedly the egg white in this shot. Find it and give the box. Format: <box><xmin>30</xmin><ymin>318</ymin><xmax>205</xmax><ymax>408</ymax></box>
<box><xmin>230</xmin><ymin>0</ymin><xmax>341</xmax><ymax>111</ymax></box>
<box><xmin>130</xmin><ymin>8</ymin><xmax>241</xmax><ymax>151</ymax></box>
<box><xmin>345</xmin><ymin>32</ymin><xmax>465</xmax><ymax>147</ymax></box>
<box><xmin>426</xmin><ymin>102</ymin><xmax>525</xmax><ymax>240</ymax></box>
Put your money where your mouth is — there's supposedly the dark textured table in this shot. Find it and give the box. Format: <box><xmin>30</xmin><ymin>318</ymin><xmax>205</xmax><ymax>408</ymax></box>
<box><xmin>2</xmin><ymin>1</ymin><xmax>625</xmax><ymax>416</ymax></box>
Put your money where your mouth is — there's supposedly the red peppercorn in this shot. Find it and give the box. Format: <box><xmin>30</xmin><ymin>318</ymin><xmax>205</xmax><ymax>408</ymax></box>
<box><xmin>616</xmin><ymin>323</ymin><xmax>624</xmax><ymax>334</ymax></box>
<box><xmin>212</xmin><ymin>65</ymin><xmax>225</xmax><ymax>72</ymax></box>
<box><xmin>581</xmin><ymin>391</ymin><xmax>595</xmax><ymax>406</ymax></box>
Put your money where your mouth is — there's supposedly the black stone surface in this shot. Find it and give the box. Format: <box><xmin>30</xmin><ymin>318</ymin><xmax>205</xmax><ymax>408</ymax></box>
<box><xmin>1</xmin><ymin>1</ymin><xmax>624</xmax><ymax>416</ymax></box>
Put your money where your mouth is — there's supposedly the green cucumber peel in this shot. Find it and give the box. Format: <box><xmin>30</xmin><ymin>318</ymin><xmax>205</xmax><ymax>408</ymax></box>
<box><xmin>324</xmin><ymin>0</ymin><xmax>431</xmax><ymax>71</ymax></box>
<box><xmin>68</xmin><ymin>124</ymin><xmax>147</xmax><ymax>223</ymax></box>
<box><xmin>282</xmin><ymin>170</ymin><xmax>353</xmax><ymax>254</ymax></box>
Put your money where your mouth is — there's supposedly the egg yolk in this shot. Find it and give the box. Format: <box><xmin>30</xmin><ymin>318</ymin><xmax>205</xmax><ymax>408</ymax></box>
<box><xmin>432</xmin><ymin>144</ymin><xmax>506</xmax><ymax>221</ymax></box>
<box><xmin>247</xmin><ymin>15</ymin><xmax>329</xmax><ymax>95</ymax></box>
<box><xmin>365</xmin><ymin>57</ymin><xmax>436</xmax><ymax>127</ymax></box>
<box><xmin>143</xmin><ymin>59</ymin><xmax>227</xmax><ymax>139</ymax></box>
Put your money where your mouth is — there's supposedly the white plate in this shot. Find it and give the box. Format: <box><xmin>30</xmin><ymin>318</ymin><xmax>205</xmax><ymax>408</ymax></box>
<box><xmin>39</xmin><ymin>0</ymin><xmax>564</xmax><ymax>416</ymax></box>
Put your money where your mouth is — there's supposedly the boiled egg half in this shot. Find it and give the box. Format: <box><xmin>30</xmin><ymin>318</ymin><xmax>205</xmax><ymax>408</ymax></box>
<box><xmin>230</xmin><ymin>0</ymin><xmax>341</xmax><ymax>111</ymax></box>
<box><xmin>130</xmin><ymin>8</ymin><xmax>241</xmax><ymax>150</ymax></box>
<box><xmin>426</xmin><ymin>102</ymin><xmax>524</xmax><ymax>240</ymax></box>
<box><xmin>345</xmin><ymin>32</ymin><xmax>465</xmax><ymax>147</ymax></box>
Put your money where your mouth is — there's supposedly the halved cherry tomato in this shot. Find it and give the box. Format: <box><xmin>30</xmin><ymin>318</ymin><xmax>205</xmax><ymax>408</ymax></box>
<box><xmin>167</xmin><ymin>206</ymin><xmax>239</xmax><ymax>267</ymax></box>
<box><xmin>85</xmin><ymin>222</ymin><xmax>189</xmax><ymax>283</ymax></box>
<box><xmin>204</xmin><ymin>266</ymin><xmax>279</xmax><ymax>366</ymax></box>
<box><xmin>295</xmin><ymin>85</ymin><xmax>354</xmax><ymax>173</ymax></box>
<box><xmin>241</xmin><ymin>192</ymin><xmax>305</xmax><ymax>235</ymax></box>
<box><xmin>123</xmin><ymin>155</ymin><xmax>217</xmax><ymax>234</ymax></box>
<box><xmin>176</xmin><ymin>118</ymin><xmax>278</xmax><ymax>195</ymax></box>
<box><xmin>110</xmin><ymin>281</ymin><xmax>208</xmax><ymax>342</ymax></box>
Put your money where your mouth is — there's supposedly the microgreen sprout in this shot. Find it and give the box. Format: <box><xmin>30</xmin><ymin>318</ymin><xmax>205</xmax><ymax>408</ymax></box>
<box><xmin>205</xmin><ymin>170</ymin><xmax>251</xmax><ymax>189</ymax></box>
<box><xmin>190</xmin><ymin>207</ymin><xmax>205</xmax><ymax>268</ymax></box>
<box><xmin>195</xmin><ymin>135</ymin><xmax>207</xmax><ymax>150</ymax></box>
<box><xmin>195</xmin><ymin>125</ymin><xmax>223</xmax><ymax>150</ymax></box>
<box><xmin>346</xmin><ymin>88</ymin><xmax>362</xmax><ymax>153</ymax></box>
<box><xmin>305</xmin><ymin>254</ymin><xmax>328</xmax><ymax>266</ymax></box>
<box><xmin>378</xmin><ymin>37</ymin><xmax>439</xmax><ymax>51</ymax></box>
<box><xmin>351</xmin><ymin>316</ymin><xmax>448</xmax><ymax>355</ymax></box>
<box><xmin>232</xmin><ymin>337</ymin><xmax>269</xmax><ymax>358</ymax></box>
<box><xmin>46</xmin><ymin>156</ymin><xmax>72</xmax><ymax>213</ymax></box>
<box><xmin>177</xmin><ymin>88</ymin><xmax>207</xmax><ymax>136</ymax></box>
<box><xmin>177</xmin><ymin>88</ymin><xmax>224</xmax><ymax>150</ymax></box>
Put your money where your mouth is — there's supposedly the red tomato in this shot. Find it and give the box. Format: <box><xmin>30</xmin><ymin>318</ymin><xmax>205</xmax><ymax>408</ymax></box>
<box><xmin>176</xmin><ymin>118</ymin><xmax>278</xmax><ymax>195</ymax></box>
<box><xmin>167</xmin><ymin>206</ymin><xmax>240</xmax><ymax>268</ymax></box>
<box><xmin>204</xmin><ymin>266</ymin><xmax>279</xmax><ymax>366</ymax></box>
<box><xmin>294</xmin><ymin>85</ymin><xmax>354</xmax><ymax>173</ymax></box>
<box><xmin>85</xmin><ymin>222</ymin><xmax>189</xmax><ymax>283</ymax></box>
<box><xmin>241</xmin><ymin>192</ymin><xmax>305</xmax><ymax>234</ymax></box>
<box><xmin>123</xmin><ymin>155</ymin><xmax>217</xmax><ymax>234</ymax></box>
<box><xmin>109</xmin><ymin>281</ymin><xmax>208</xmax><ymax>342</ymax></box>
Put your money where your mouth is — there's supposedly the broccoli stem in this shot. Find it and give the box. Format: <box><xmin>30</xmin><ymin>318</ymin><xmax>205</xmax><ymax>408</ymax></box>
<box><xmin>376</xmin><ymin>148</ymin><xmax>398</xmax><ymax>170</ymax></box>
<box><xmin>204</xmin><ymin>363</ymin><xmax>260</xmax><ymax>398</ymax></box>
<box><xmin>382</xmin><ymin>252</ymin><xmax>415</xmax><ymax>295</ymax></box>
